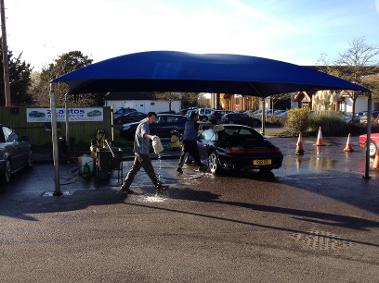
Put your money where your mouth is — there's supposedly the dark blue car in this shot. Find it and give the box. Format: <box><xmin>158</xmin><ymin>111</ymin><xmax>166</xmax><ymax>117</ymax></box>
<box><xmin>120</xmin><ymin>114</ymin><xmax>187</xmax><ymax>140</ymax></box>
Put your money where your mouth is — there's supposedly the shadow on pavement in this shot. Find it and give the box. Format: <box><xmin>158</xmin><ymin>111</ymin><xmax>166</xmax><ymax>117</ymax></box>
<box><xmin>124</xmin><ymin>201</ymin><xmax>379</xmax><ymax>249</ymax></box>
<box><xmin>1</xmin><ymin>181</ymin><xmax>378</xmax><ymax>249</ymax></box>
<box><xmin>216</xmin><ymin>170</ymin><xmax>280</xmax><ymax>182</ymax></box>
<box><xmin>0</xmin><ymin>190</ymin><xmax>128</xmax><ymax>222</ymax></box>
<box><xmin>216</xmin><ymin>200</ymin><xmax>379</xmax><ymax>232</ymax></box>
<box><xmin>162</xmin><ymin>187</ymin><xmax>379</xmax><ymax>232</ymax></box>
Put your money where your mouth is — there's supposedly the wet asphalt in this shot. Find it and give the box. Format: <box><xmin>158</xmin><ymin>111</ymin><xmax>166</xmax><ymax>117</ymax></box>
<box><xmin>0</xmin><ymin>137</ymin><xmax>378</xmax><ymax>282</ymax></box>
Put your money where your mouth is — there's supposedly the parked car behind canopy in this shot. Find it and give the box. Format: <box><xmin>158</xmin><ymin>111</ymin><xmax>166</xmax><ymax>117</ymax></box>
<box><xmin>0</xmin><ymin>125</ymin><xmax>32</xmax><ymax>184</ymax></box>
<box><xmin>221</xmin><ymin>113</ymin><xmax>261</xmax><ymax>127</ymax></box>
<box><xmin>113</xmin><ymin>107</ymin><xmax>137</xmax><ymax>120</ymax></box>
<box><xmin>114</xmin><ymin>111</ymin><xmax>146</xmax><ymax>125</ymax></box>
<box><xmin>359</xmin><ymin>132</ymin><xmax>379</xmax><ymax>157</ymax></box>
<box><xmin>198</xmin><ymin>108</ymin><xmax>213</xmax><ymax>121</ymax></box>
<box><xmin>208</xmin><ymin>110</ymin><xmax>233</xmax><ymax>123</ymax></box>
<box><xmin>120</xmin><ymin>114</ymin><xmax>187</xmax><ymax>140</ymax></box>
<box><xmin>359</xmin><ymin>111</ymin><xmax>379</xmax><ymax>124</ymax></box>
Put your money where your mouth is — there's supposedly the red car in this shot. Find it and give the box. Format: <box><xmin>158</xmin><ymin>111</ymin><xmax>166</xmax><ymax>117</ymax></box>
<box><xmin>359</xmin><ymin>133</ymin><xmax>379</xmax><ymax>157</ymax></box>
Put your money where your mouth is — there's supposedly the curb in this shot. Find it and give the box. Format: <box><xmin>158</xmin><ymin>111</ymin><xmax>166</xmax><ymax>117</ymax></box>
<box><xmin>32</xmin><ymin>153</ymin><xmax>181</xmax><ymax>164</ymax></box>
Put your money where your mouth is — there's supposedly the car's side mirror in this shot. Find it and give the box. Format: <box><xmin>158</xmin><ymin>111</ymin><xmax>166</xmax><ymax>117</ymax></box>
<box><xmin>20</xmin><ymin>136</ymin><xmax>29</xmax><ymax>142</ymax></box>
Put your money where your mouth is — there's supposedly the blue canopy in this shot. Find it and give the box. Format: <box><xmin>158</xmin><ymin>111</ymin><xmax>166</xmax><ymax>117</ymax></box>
<box><xmin>52</xmin><ymin>51</ymin><xmax>368</xmax><ymax>96</ymax></box>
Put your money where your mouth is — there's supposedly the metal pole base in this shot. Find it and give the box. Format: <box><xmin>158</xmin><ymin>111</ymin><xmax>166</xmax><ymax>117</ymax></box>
<box><xmin>363</xmin><ymin>175</ymin><xmax>371</xmax><ymax>181</ymax></box>
<box><xmin>53</xmin><ymin>191</ymin><xmax>63</xmax><ymax>196</ymax></box>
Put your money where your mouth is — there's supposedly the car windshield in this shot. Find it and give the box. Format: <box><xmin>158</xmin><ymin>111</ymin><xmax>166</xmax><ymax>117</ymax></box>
<box><xmin>217</xmin><ymin>126</ymin><xmax>264</xmax><ymax>147</ymax></box>
<box><xmin>156</xmin><ymin>116</ymin><xmax>166</xmax><ymax>124</ymax></box>
<box><xmin>221</xmin><ymin>126</ymin><xmax>262</xmax><ymax>138</ymax></box>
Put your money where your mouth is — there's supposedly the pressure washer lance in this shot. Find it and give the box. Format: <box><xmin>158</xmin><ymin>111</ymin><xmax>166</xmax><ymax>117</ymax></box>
<box><xmin>104</xmin><ymin>139</ymin><xmax>115</xmax><ymax>158</ymax></box>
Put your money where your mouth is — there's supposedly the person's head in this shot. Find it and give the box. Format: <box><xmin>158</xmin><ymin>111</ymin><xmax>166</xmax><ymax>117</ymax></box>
<box><xmin>146</xmin><ymin>112</ymin><xmax>158</xmax><ymax>124</ymax></box>
<box><xmin>96</xmin><ymin>128</ymin><xmax>105</xmax><ymax>138</ymax></box>
<box><xmin>189</xmin><ymin>111</ymin><xmax>199</xmax><ymax>121</ymax></box>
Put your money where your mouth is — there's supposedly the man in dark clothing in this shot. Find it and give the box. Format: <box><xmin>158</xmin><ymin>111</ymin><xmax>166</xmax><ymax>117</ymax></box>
<box><xmin>120</xmin><ymin>112</ymin><xmax>168</xmax><ymax>194</ymax></box>
<box><xmin>177</xmin><ymin>111</ymin><xmax>206</xmax><ymax>174</ymax></box>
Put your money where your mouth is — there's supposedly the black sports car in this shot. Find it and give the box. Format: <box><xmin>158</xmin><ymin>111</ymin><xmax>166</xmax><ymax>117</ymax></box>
<box><xmin>197</xmin><ymin>124</ymin><xmax>283</xmax><ymax>174</ymax></box>
<box><xmin>0</xmin><ymin>125</ymin><xmax>32</xmax><ymax>184</ymax></box>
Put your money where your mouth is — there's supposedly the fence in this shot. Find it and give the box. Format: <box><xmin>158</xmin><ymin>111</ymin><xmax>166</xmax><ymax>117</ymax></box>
<box><xmin>0</xmin><ymin>107</ymin><xmax>112</xmax><ymax>148</ymax></box>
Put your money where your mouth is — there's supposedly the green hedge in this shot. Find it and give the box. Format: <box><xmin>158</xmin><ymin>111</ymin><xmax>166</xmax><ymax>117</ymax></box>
<box><xmin>308</xmin><ymin>111</ymin><xmax>347</xmax><ymax>136</ymax></box>
<box><xmin>286</xmin><ymin>108</ymin><xmax>310</xmax><ymax>135</ymax></box>
<box><xmin>286</xmin><ymin>109</ymin><xmax>349</xmax><ymax>136</ymax></box>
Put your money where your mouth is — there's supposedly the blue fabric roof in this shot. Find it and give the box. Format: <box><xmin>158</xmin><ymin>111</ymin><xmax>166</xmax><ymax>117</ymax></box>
<box><xmin>52</xmin><ymin>51</ymin><xmax>368</xmax><ymax>96</ymax></box>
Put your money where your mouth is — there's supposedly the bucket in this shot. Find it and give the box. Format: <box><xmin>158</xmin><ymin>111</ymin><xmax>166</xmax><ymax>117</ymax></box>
<box><xmin>152</xmin><ymin>136</ymin><xmax>164</xmax><ymax>155</ymax></box>
<box><xmin>78</xmin><ymin>154</ymin><xmax>94</xmax><ymax>174</ymax></box>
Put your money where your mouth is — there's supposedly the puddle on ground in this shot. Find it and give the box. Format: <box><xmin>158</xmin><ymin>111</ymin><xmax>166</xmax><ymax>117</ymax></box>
<box><xmin>141</xmin><ymin>194</ymin><xmax>167</xmax><ymax>203</ymax></box>
<box><xmin>41</xmin><ymin>191</ymin><xmax>73</xmax><ymax>197</ymax></box>
<box><xmin>181</xmin><ymin>172</ymin><xmax>213</xmax><ymax>180</ymax></box>
<box><xmin>157</xmin><ymin>154</ymin><xmax>162</xmax><ymax>182</ymax></box>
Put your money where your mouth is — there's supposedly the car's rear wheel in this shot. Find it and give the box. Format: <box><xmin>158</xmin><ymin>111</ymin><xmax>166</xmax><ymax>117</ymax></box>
<box><xmin>208</xmin><ymin>152</ymin><xmax>221</xmax><ymax>174</ymax></box>
<box><xmin>369</xmin><ymin>142</ymin><xmax>377</xmax><ymax>157</ymax></box>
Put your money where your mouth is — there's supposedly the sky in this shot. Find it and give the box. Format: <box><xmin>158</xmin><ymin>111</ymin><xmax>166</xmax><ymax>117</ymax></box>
<box><xmin>5</xmin><ymin>0</ymin><xmax>379</xmax><ymax>70</ymax></box>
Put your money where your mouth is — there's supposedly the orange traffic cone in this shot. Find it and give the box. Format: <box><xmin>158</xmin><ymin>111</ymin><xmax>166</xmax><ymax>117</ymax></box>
<box><xmin>343</xmin><ymin>133</ymin><xmax>353</xmax><ymax>152</ymax></box>
<box><xmin>373</xmin><ymin>151</ymin><xmax>379</xmax><ymax>170</ymax></box>
<box><xmin>296</xmin><ymin>131</ymin><xmax>304</xmax><ymax>155</ymax></box>
<box><xmin>315</xmin><ymin>126</ymin><xmax>325</xmax><ymax>146</ymax></box>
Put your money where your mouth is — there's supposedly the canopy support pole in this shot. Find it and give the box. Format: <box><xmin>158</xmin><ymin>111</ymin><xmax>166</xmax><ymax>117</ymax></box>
<box><xmin>261</xmin><ymin>98</ymin><xmax>266</xmax><ymax>136</ymax></box>
<box><xmin>215</xmin><ymin>93</ymin><xmax>220</xmax><ymax>110</ymax></box>
<box><xmin>110</xmin><ymin>107</ymin><xmax>115</xmax><ymax>142</ymax></box>
<box><xmin>364</xmin><ymin>91</ymin><xmax>372</xmax><ymax>180</ymax></box>
<box><xmin>64</xmin><ymin>93</ymin><xmax>70</xmax><ymax>150</ymax></box>
<box><xmin>49</xmin><ymin>84</ymin><xmax>62</xmax><ymax>196</ymax></box>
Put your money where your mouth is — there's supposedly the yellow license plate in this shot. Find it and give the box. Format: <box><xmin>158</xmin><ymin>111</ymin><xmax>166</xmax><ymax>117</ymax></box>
<box><xmin>253</xmin><ymin>159</ymin><xmax>272</xmax><ymax>166</ymax></box>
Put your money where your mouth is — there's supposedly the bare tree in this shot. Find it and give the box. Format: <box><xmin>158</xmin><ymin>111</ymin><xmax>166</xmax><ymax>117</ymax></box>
<box><xmin>154</xmin><ymin>92</ymin><xmax>182</xmax><ymax>112</ymax></box>
<box><xmin>271</xmin><ymin>93</ymin><xmax>292</xmax><ymax>110</ymax></box>
<box><xmin>318</xmin><ymin>38</ymin><xmax>379</xmax><ymax>118</ymax></box>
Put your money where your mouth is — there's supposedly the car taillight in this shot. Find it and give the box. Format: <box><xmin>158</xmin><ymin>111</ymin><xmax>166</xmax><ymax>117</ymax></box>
<box><xmin>226</xmin><ymin>148</ymin><xmax>245</xmax><ymax>154</ymax></box>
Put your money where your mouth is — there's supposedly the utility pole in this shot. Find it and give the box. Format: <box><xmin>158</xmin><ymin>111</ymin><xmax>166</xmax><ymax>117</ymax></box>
<box><xmin>0</xmin><ymin>0</ymin><xmax>11</xmax><ymax>107</ymax></box>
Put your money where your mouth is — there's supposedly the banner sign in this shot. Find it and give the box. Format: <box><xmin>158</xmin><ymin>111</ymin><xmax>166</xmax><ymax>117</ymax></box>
<box><xmin>26</xmin><ymin>108</ymin><xmax>104</xmax><ymax>123</ymax></box>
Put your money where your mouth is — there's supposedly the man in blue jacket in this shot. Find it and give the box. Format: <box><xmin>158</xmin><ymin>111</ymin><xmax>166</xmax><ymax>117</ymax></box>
<box><xmin>177</xmin><ymin>111</ymin><xmax>206</xmax><ymax>174</ymax></box>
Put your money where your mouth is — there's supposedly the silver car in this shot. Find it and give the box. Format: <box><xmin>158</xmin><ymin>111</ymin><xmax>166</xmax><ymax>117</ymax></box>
<box><xmin>0</xmin><ymin>125</ymin><xmax>32</xmax><ymax>184</ymax></box>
